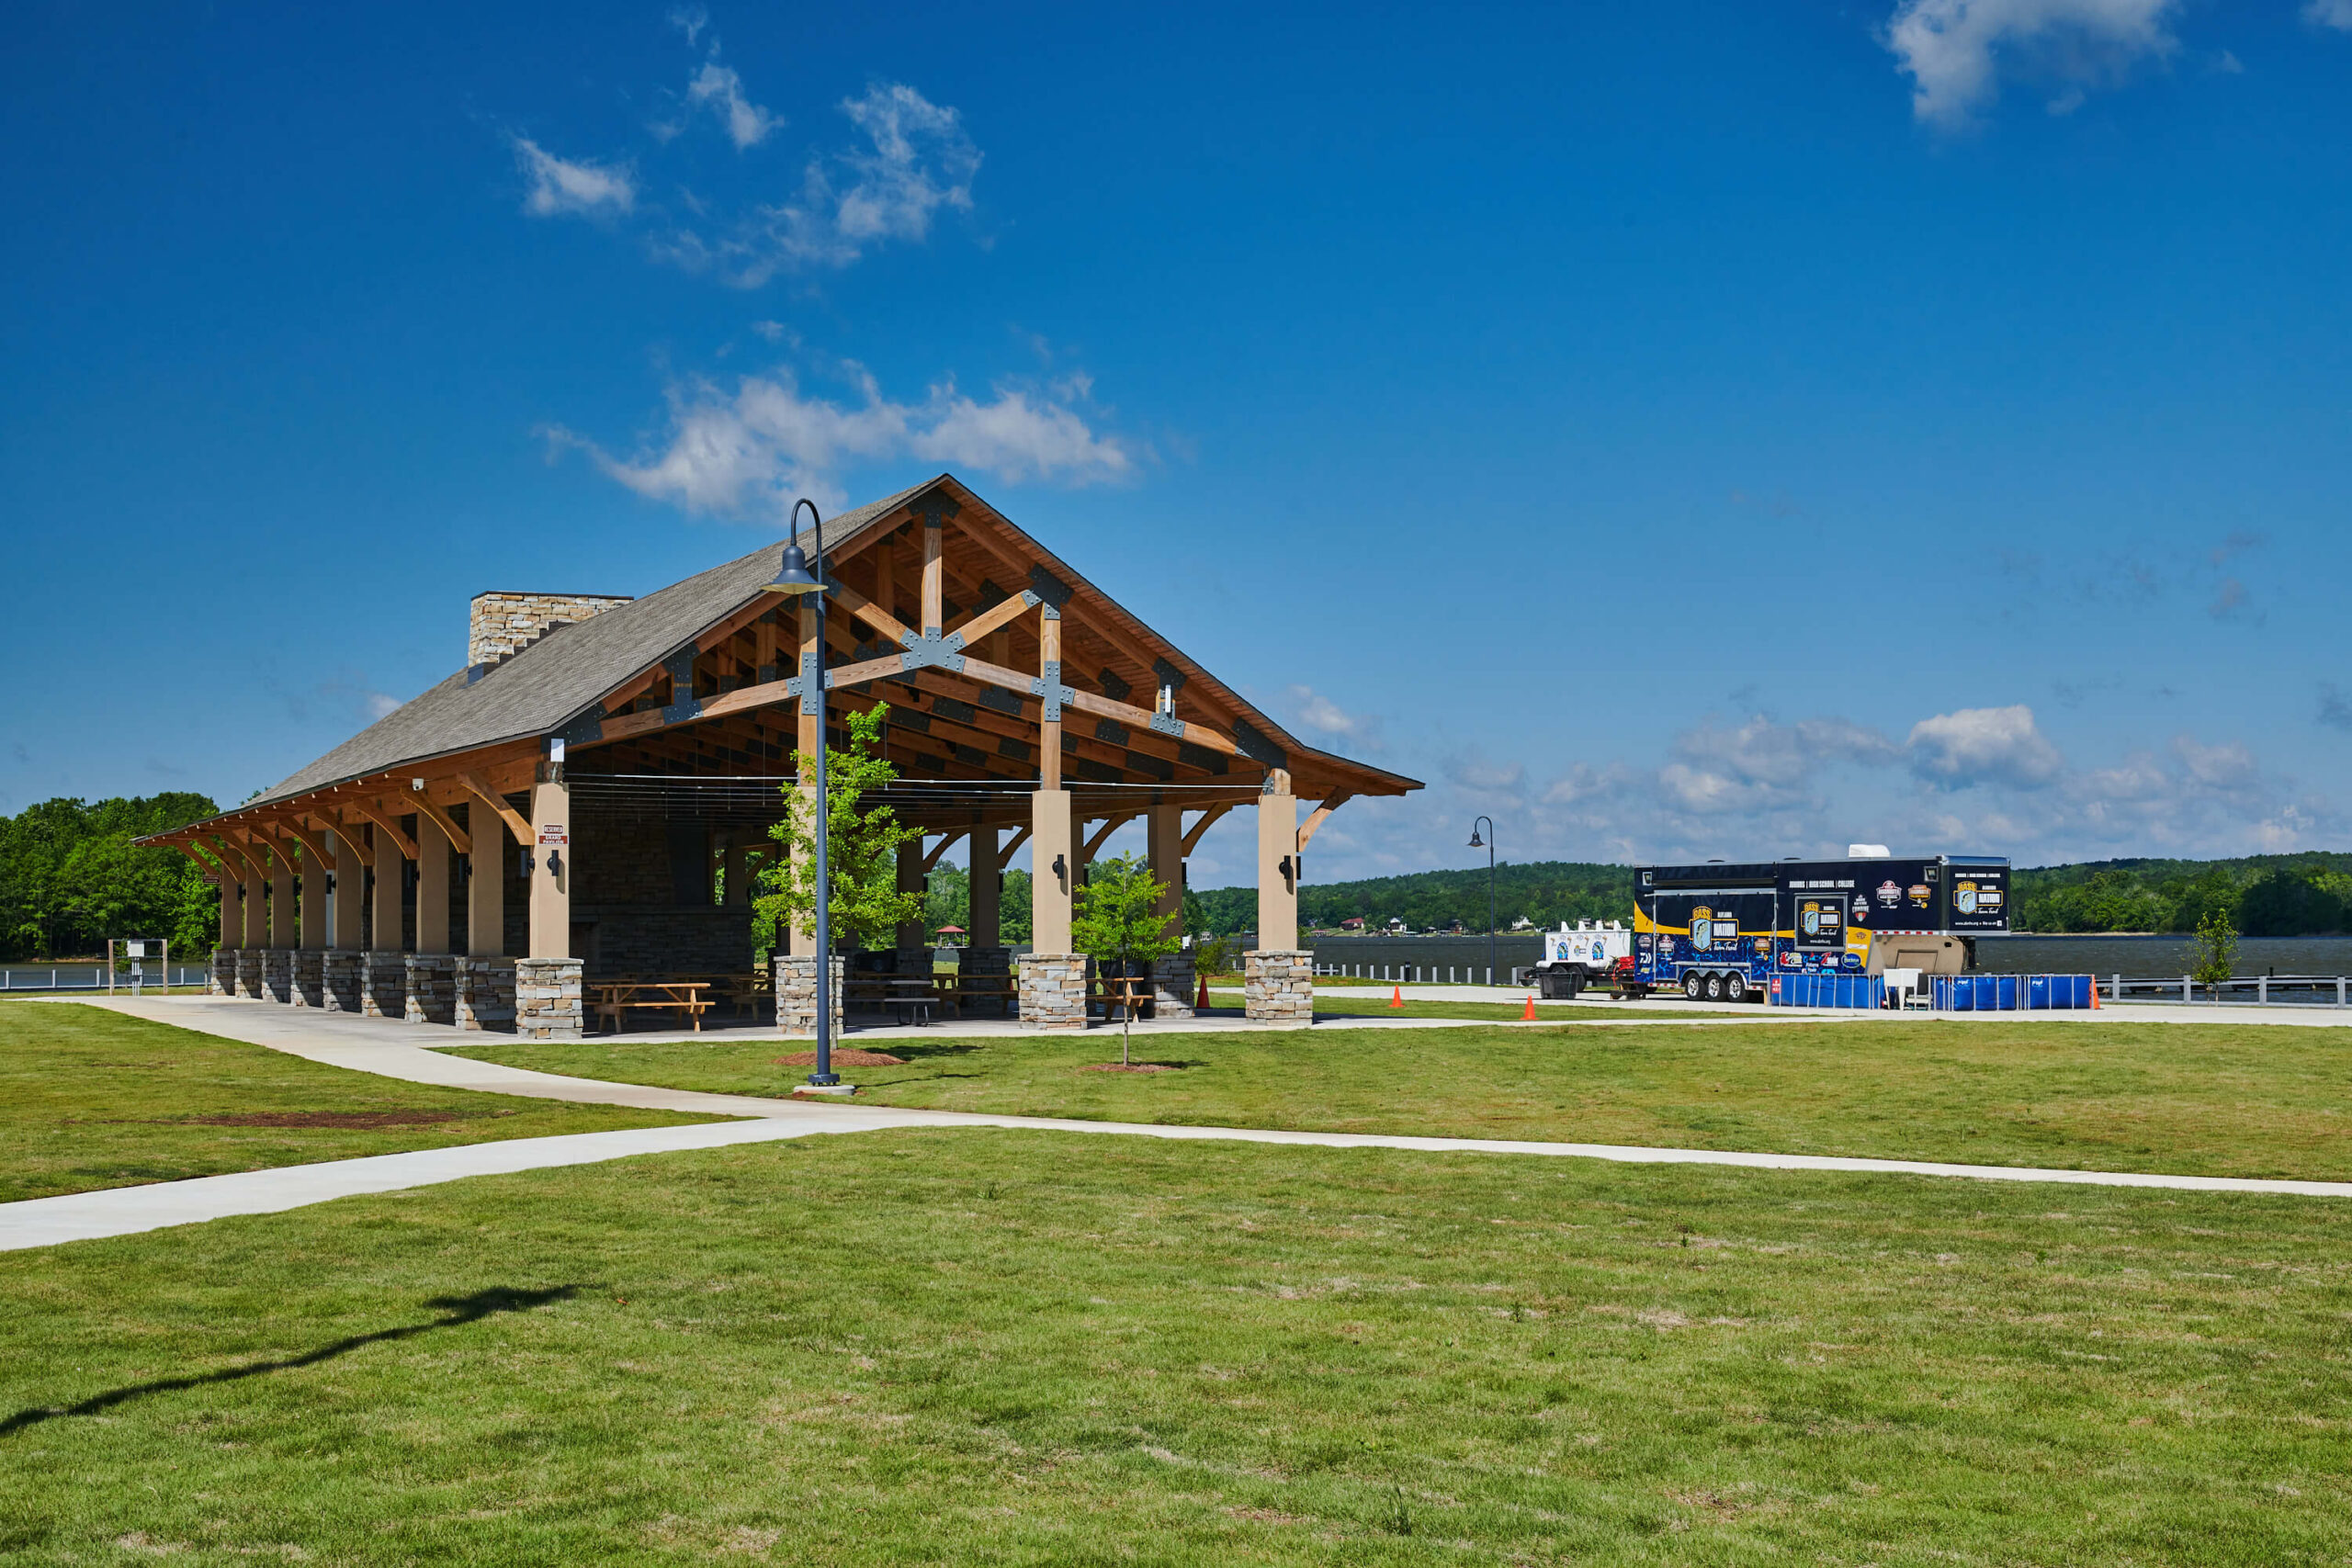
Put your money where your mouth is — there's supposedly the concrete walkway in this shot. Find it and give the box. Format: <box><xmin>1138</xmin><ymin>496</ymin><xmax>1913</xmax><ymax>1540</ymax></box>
<box><xmin>9</xmin><ymin>993</ymin><xmax>2351</xmax><ymax>1253</ymax></box>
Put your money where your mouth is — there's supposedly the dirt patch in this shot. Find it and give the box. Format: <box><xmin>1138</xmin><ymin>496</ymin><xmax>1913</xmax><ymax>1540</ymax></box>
<box><xmin>175</xmin><ymin>1111</ymin><xmax>469</xmax><ymax>1129</ymax></box>
<box><xmin>774</xmin><ymin>1049</ymin><xmax>907</xmax><ymax>1067</ymax></box>
<box><xmin>1078</xmin><ymin>1062</ymin><xmax>1183</xmax><ymax>1074</ymax></box>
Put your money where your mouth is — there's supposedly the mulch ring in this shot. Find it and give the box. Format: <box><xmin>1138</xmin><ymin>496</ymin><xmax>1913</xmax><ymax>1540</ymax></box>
<box><xmin>175</xmin><ymin>1111</ymin><xmax>474</xmax><ymax>1128</ymax></box>
<box><xmin>1078</xmin><ymin>1062</ymin><xmax>1183</xmax><ymax>1073</ymax></box>
<box><xmin>774</xmin><ymin>1049</ymin><xmax>907</xmax><ymax>1067</ymax></box>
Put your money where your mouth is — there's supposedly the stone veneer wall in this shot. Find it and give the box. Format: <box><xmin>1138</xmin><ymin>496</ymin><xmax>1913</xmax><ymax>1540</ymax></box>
<box><xmin>1244</xmin><ymin>950</ymin><xmax>1313</xmax><ymax>1026</ymax></box>
<box><xmin>361</xmin><ymin>952</ymin><xmax>407</xmax><ymax>1019</ymax></box>
<box><xmin>514</xmin><ymin>957</ymin><xmax>583</xmax><ymax>1041</ymax></box>
<box><xmin>405</xmin><ymin>953</ymin><xmax>457</xmax><ymax>1026</ymax></box>
<box><xmin>1017</xmin><ymin>953</ymin><xmax>1089</xmax><ymax>1031</ymax></box>
<box><xmin>321</xmin><ymin>952</ymin><xmax>364</xmax><ymax>1013</ymax></box>
<box><xmin>262</xmin><ymin>949</ymin><xmax>295</xmax><ymax>1004</ymax></box>
<box><xmin>961</xmin><ymin>946</ymin><xmax>1014</xmax><ymax>1019</ymax></box>
<box><xmin>237</xmin><ymin>949</ymin><xmax>265</xmax><ymax>999</ymax></box>
<box><xmin>455</xmin><ymin>955</ymin><xmax>517</xmax><ymax>1032</ymax></box>
<box><xmin>775</xmin><ymin>954</ymin><xmax>845</xmax><ymax>1038</ymax></box>
<box><xmin>209</xmin><ymin>948</ymin><xmax>238</xmax><ymax>997</ymax></box>
<box><xmin>468</xmin><ymin>591</ymin><xmax>633</xmax><ymax>671</ymax></box>
<box><xmin>574</xmin><ymin>908</ymin><xmax>754</xmax><ymax>979</ymax></box>
<box><xmin>291</xmin><ymin>951</ymin><xmax>326</xmax><ymax>1009</ymax></box>
<box><xmin>1150</xmin><ymin>952</ymin><xmax>1197</xmax><ymax>1020</ymax></box>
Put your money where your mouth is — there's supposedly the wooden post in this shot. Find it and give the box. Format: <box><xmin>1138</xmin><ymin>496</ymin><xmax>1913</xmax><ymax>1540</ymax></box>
<box><xmin>298</xmin><ymin>837</ymin><xmax>328</xmax><ymax>951</ymax></box>
<box><xmin>242</xmin><ymin>862</ymin><xmax>267</xmax><ymax>948</ymax></box>
<box><xmin>1256</xmin><ymin>771</ymin><xmax>1298</xmax><ymax>953</ymax></box>
<box><xmin>332</xmin><ymin>831</ymin><xmax>365</xmax><ymax>950</ymax></box>
<box><xmin>897</xmin><ymin>837</ymin><xmax>927</xmax><ymax>951</ymax></box>
<box><xmin>415</xmin><ymin>814</ymin><xmax>451</xmax><ymax>953</ymax></box>
<box><xmin>217</xmin><ymin>869</ymin><xmax>236</xmax><ymax>951</ymax></box>
<box><xmin>1148</xmin><ymin>802</ymin><xmax>1184</xmax><ymax>928</ymax></box>
<box><xmin>969</xmin><ymin>826</ymin><xmax>1001</xmax><ymax>949</ymax></box>
<box><xmin>528</xmin><ymin>779</ymin><xmax>570</xmax><ymax>957</ymax></box>
<box><xmin>269</xmin><ymin>843</ymin><xmax>296</xmax><ymax>948</ymax></box>
<box><xmin>1033</xmin><ymin>789</ymin><xmax>1074</xmax><ymax>953</ymax></box>
<box><xmin>921</xmin><ymin>513</ymin><xmax>944</xmax><ymax>635</ymax></box>
<box><xmin>1039</xmin><ymin>607</ymin><xmax>1063</xmax><ymax>791</ymax></box>
<box><xmin>370</xmin><ymin>823</ymin><xmax>405</xmax><ymax>950</ymax></box>
<box><xmin>467</xmin><ymin>806</ymin><xmax>506</xmax><ymax>957</ymax></box>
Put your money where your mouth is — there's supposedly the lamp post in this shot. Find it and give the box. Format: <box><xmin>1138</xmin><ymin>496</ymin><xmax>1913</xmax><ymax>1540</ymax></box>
<box><xmin>761</xmin><ymin>498</ymin><xmax>836</xmax><ymax>1087</ymax></box>
<box><xmin>1468</xmin><ymin>816</ymin><xmax>1496</xmax><ymax>986</ymax></box>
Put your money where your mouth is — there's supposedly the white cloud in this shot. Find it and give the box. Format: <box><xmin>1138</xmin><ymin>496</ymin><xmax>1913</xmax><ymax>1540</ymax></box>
<box><xmin>1283</xmin><ymin>685</ymin><xmax>1382</xmax><ymax>753</ymax></box>
<box><xmin>548</xmin><ymin>362</ymin><xmax>1132</xmax><ymax>516</ymax></box>
<box><xmin>696</xmin><ymin>84</ymin><xmax>980</xmax><ymax>284</ymax></box>
<box><xmin>2306</xmin><ymin>0</ymin><xmax>2352</xmax><ymax>29</ymax></box>
<box><xmin>1907</xmin><ymin>705</ymin><xmax>2064</xmax><ymax>789</ymax></box>
<box><xmin>686</xmin><ymin>61</ymin><xmax>778</xmax><ymax>150</ymax></box>
<box><xmin>512</xmin><ymin>137</ymin><xmax>636</xmax><ymax>218</ymax></box>
<box><xmin>1883</xmin><ymin>0</ymin><xmax>2181</xmax><ymax>128</ymax></box>
<box><xmin>667</xmin><ymin>4</ymin><xmax>709</xmax><ymax>48</ymax></box>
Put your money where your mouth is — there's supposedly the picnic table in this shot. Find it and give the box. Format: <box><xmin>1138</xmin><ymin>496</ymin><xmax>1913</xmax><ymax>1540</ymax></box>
<box><xmin>933</xmin><ymin>972</ymin><xmax>1016</xmax><ymax>1020</ymax></box>
<box><xmin>842</xmin><ymin>974</ymin><xmax>940</xmax><ymax>1024</ymax></box>
<box><xmin>1090</xmin><ymin>974</ymin><xmax>1154</xmax><ymax>1022</ymax></box>
<box><xmin>707</xmin><ymin>971</ymin><xmax>774</xmax><ymax>1020</ymax></box>
<box><xmin>590</xmin><ymin>980</ymin><xmax>714</xmax><ymax>1033</ymax></box>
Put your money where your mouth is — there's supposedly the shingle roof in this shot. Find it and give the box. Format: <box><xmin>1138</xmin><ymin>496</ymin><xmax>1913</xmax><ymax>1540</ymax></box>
<box><xmin>244</xmin><ymin>479</ymin><xmax>933</xmax><ymax>807</ymax></box>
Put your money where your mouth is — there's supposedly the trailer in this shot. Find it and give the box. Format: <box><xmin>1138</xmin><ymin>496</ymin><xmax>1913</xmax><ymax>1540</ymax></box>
<box><xmin>1526</xmin><ymin>919</ymin><xmax>1632</xmax><ymax>998</ymax></box>
<box><xmin>1630</xmin><ymin>853</ymin><xmax>2009</xmax><ymax>1003</ymax></box>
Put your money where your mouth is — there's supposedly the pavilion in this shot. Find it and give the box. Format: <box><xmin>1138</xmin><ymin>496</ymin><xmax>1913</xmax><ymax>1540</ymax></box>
<box><xmin>143</xmin><ymin>475</ymin><xmax>1421</xmax><ymax>1037</ymax></box>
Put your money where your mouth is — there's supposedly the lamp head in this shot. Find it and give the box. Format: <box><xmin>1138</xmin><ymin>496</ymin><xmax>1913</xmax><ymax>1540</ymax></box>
<box><xmin>1467</xmin><ymin>829</ymin><xmax>1483</xmax><ymax>848</ymax></box>
<box><xmin>762</xmin><ymin>541</ymin><xmax>824</xmax><ymax>595</ymax></box>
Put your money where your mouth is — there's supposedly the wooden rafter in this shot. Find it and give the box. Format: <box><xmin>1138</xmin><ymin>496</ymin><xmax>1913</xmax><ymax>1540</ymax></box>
<box><xmin>920</xmin><ymin>830</ymin><xmax>967</xmax><ymax>874</ymax></box>
<box><xmin>406</xmin><ymin>793</ymin><xmax>473</xmax><ymax>856</ymax></box>
<box><xmin>457</xmin><ymin>771</ymin><xmax>533</xmax><ymax>844</ymax></box>
<box><xmin>306</xmin><ymin>812</ymin><xmax>373</xmax><ymax>869</ymax></box>
<box><xmin>345</xmin><ymin>800</ymin><xmax>419</xmax><ymax>861</ymax></box>
<box><xmin>1182</xmin><ymin>803</ymin><xmax>1235</xmax><ymax>855</ymax></box>
<box><xmin>1297</xmin><ymin>795</ymin><xmax>1351</xmax><ymax>853</ymax></box>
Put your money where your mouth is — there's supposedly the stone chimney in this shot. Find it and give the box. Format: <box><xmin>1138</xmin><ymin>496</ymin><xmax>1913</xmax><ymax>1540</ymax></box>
<box><xmin>468</xmin><ymin>591</ymin><xmax>633</xmax><ymax>679</ymax></box>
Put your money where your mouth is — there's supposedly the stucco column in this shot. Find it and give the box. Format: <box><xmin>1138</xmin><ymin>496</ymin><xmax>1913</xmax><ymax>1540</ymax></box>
<box><xmin>332</xmin><ymin>831</ymin><xmax>365</xmax><ymax>950</ymax></box>
<box><xmin>723</xmin><ymin>836</ymin><xmax>749</xmax><ymax>907</ymax></box>
<box><xmin>1032</xmin><ymin>789</ymin><xmax>1074</xmax><ymax>953</ymax></box>
<box><xmin>527</xmin><ymin>779</ymin><xmax>571</xmax><ymax>957</ymax></box>
<box><xmin>1148</xmin><ymin>803</ymin><xmax>1184</xmax><ymax>928</ymax></box>
<box><xmin>370</xmin><ymin>826</ymin><xmax>405</xmax><ymax>951</ymax></box>
<box><xmin>968</xmin><ymin>826</ymin><xmax>1001</xmax><ymax>949</ymax></box>
<box><xmin>415</xmin><ymin>814</ymin><xmax>451</xmax><ymax>953</ymax></box>
<box><xmin>268</xmin><ymin>842</ymin><xmax>296</xmax><ymax>948</ymax></box>
<box><xmin>468</xmin><ymin>809</ymin><xmax>506</xmax><ymax>957</ymax></box>
<box><xmin>216</xmin><ymin>869</ymin><xmax>236</xmax><ymax>951</ymax></box>
<box><xmin>1256</xmin><ymin>777</ymin><xmax>1298</xmax><ymax>953</ymax></box>
<box><xmin>241</xmin><ymin>864</ymin><xmax>266</xmax><ymax>947</ymax></box>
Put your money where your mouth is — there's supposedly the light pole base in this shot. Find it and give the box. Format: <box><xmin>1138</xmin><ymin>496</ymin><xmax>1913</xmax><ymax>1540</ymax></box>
<box><xmin>795</xmin><ymin>1080</ymin><xmax>856</xmax><ymax>1097</ymax></box>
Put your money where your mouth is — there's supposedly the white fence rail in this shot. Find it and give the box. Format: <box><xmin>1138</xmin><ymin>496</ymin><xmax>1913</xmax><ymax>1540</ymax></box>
<box><xmin>1</xmin><ymin>966</ymin><xmax>206</xmax><ymax>992</ymax></box>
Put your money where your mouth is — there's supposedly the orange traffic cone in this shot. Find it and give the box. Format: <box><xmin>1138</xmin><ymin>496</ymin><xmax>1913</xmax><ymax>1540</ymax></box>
<box><xmin>1521</xmin><ymin>994</ymin><xmax>1538</xmax><ymax>1021</ymax></box>
<box><xmin>2089</xmin><ymin>978</ymin><xmax>2100</xmax><ymax>1010</ymax></box>
<box><xmin>1388</xmin><ymin>985</ymin><xmax>1405</xmax><ymax>1010</ymax></box>
<box><xmin>1195</xmin><ymin>974</ymin><xmax>1210</xmax><ymax>1010</ymax></box>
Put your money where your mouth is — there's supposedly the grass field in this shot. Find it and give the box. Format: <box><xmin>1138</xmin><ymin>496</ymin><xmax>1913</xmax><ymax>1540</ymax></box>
<box><xmin>1271</xmin><ymin>991</ymin><xmax>1724</xmax><ymax>1022</ymax></box>
<box><xmin>0</xmin><ymin>1003</ymin><xmax>718</xmax><ymax>1202</ymax></box>
<box><xmin>460</xmin><ymin>1018</ymin><xmax>2352</xmax><ymax>1180</ymax></box>
<box><xmin>4</xmin><ymin>1129</ymin><xmax>2346</xmax><ymax>1563</ymax></box>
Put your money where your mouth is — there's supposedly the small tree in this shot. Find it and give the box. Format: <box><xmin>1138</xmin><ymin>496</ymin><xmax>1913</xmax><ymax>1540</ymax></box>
<box><xmin>2190</xmin><ymin>905</ymin><xmax>2238</xmax><ymax>1000</ymax></box>
<box><xmin>758</xmin><ymin>705</ymin><xmax>925</xmax><ymax>953</ymax></box>
<box><xmin>1071</xmin><ymin>852</ymin><xmax>1182</xmax><ymax>1066</ymax></box>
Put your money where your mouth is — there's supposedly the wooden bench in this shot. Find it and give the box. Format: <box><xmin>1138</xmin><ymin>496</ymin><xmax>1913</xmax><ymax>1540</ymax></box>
<box><xmin>590</xmin><ymin>981</ymin><xmax>715</xmax><ymax>1034</ymax></box>
<box><xmin>938</xmin><ymin>973</ymin><xmax>1016</xmax><ymax>1019</ymax></box>
<box><xmin>1090</xmin><ymin>975</ymin><xmax>1154</xmax><ymax>1022</ymax></box>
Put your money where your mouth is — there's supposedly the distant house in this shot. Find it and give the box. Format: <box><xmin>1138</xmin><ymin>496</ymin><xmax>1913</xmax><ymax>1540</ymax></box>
<box><xmin>1510</xmin><ymin>916</ymin><xmax>1533</xmax><ymax>931</ymax></box>
<box><xmin>1340</xmin><ymin>916</ymin><xmax>1364</xmax><ymax>931</ymax></box>
<box><xmin>1385</xmin><ymin>917</ymin><xmax>1408</xmax><ymax>933</ymax></box>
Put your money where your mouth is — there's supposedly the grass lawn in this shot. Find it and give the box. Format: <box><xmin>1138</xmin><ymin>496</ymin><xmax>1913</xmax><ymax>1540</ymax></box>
<box><xmin>1269</xmin><ymin>992</ymin><xmax>1726</xmax><ymax>1022</ymax></box>
<box><xmin>0</xmin><ymin>1002</ymin><xmax>718</xmax><ymax>1203</ymax></box>
<box><xmin>3</xmin><ymin>1130</ymin><xmax>2346</xmax><ymax>1563</ymax></box>
<box><xmin>459</xmin><ymin>1019</ymin><xmax>2352</xmax><ymax>1181</ymax></box>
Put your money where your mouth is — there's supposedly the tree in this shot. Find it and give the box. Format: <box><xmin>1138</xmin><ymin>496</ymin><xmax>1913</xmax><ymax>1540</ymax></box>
<box><xmin>757</xmin><ymin>705</ymin><xmax>925</xmax><ymax>953</ymax></box>
<box><xmin>2237</xmin><ymin>866</ymin><xmax>2345</xmax><ymax>939</ymax></box>
<box><xmin>1070</xmin><ymin>852</ymin><xmax>1182</xmax><ymax>1066</ymax></box>
<box><xmin>2190</xmin><ymin>906</ymin><xmax>2238</xmax><ymax>999</ymax></box>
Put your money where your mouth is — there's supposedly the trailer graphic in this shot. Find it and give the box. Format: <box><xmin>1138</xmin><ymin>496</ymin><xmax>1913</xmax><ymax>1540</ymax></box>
<box><xmin>1629</xmin><ymin>854</ymin><xmax>2008</xmax><ymax>1002</ymax></box>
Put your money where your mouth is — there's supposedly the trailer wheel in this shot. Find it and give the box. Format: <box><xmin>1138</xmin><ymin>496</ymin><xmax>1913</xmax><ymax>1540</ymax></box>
<box><xmin>1723</xmin><ymin>973</ymin><xmax>1747</xmax><ymax>1003</ymax></box>
<box><xmin>1682</xmin><ymin>972</ymin><xmax>1704</xmax><ymax>1000</ymax></box>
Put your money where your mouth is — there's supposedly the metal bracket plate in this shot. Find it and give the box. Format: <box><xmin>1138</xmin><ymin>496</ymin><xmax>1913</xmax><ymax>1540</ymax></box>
<box><xmin>1149</xmin><ymin>711</ymin><xmax>1186</xmax><ymax>738</ymax></box>
<box><xmin>899</xmin><ymin>629</ymin><xmax>967</xmax><ymax>672</ymax></box>
<box><xmin>1031</xmin><ymin>660</ymin><xmax>1072</xmax><ymax>722</ymax></box>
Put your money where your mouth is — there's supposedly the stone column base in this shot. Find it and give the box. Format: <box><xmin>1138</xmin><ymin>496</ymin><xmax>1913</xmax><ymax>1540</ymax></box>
<box><xmin>405</xmin><ymin>953</ymin><xmax>457</xmax><ymax>1026</ymax></box>
<box><xmin>321</xmin><ymin>952</ymin><xmax>363</xmax><ymax>1012</ymax></box>
<box><xmin>237</xmin><ymin>949</ymin><xmax>265</xmax><ymax>999</ymax></box>
<box><xmin>1018</xmin><ymin>953</ymin><xmax>1089</xmax><ymax>1030</ymax></box>
<box><xmin>1150</xmin><ymin>953</ymin><xmax>1197</xmax><ymax>1019</ymax></box>
<box><xmin>261</xmin><ymin>949</ymin><xmax>295</xmax><ymax>1005</ymax></box>
<box><xmin>290</xmin><ymin>950</ymin><xmax>325</xmax><ymax>1009</ymax></box>
<box><xmin>1244</xmin><ymin>950</ymin><xmax>1313</xmax><ymax>1026</ymax></box>
<box><xmin>775</xmin><ymin>954</ymin><xmax>845</xmax><ymax>1038</ymax></box>
<box><xmin>209</xmin><ymin>948</ymin><xmax>238</xmax><ymax>997</ymax></box>
<box><xmin>361</xmin><ymin>952</ymin><xmax>407</xmax><ymax>1019</ymax></box>
<box><xmin>515</xmin><ymin>957</ymin><xmax>583</xmax><ymax>1040</ymax></box>
<box><xmin>455</xmin><ymin>955</ymin><xmax>517</xmax><ymax>1032</ymax></box>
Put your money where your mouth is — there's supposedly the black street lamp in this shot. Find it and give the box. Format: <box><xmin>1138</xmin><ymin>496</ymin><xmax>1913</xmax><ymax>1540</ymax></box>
<box><xmin>761</xmin><ymin>498</ymin><xmax>836</xmax><ymax>1087</ymax></box>
<box><xmin>1468</xmin><ymin>816</ymin><xmax>1496</xmax><ymax>986</ymax></box>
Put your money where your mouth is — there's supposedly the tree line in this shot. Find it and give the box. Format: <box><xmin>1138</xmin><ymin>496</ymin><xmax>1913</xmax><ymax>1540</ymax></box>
<box><xmin>0</xmin><ymin>794</ymin><xmax>222</xmax><ymax>960</ymax></box>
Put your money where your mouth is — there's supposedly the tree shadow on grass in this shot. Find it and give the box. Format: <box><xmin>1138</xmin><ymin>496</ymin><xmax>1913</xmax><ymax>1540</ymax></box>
<box><xmin>0</xmin><ymin>1283</ymin><xmax>588</xmax><ymax>1437</ymax></box>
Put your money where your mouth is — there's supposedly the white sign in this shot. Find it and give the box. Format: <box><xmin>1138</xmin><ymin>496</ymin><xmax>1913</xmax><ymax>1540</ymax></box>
<box><xmin>538</xmin><ymin>824</ymin><xmax>569</xmax><ymax>847</ymax></box>
<box><xmin>125</xmin><ymin>941</ymin><xmax>146</xmax><ymax>958</ymax></box>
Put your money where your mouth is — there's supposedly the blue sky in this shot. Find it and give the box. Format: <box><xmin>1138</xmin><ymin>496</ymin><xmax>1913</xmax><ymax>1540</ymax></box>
<box><xmin>5</xmin><ymin>0</ymin><xmax>2351</xmax><ymax>887</ymax></box>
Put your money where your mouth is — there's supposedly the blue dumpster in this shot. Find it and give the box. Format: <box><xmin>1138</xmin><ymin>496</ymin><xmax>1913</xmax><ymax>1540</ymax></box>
<box><xmin>2069</xmin><ymin>974</ymin><xmax>2092</xmax><ymax>1009</ymax></box>
<box><xmin>1949</xmin><ymin>975</ymin><xmax>1973</xmax><ymax>1011</ymax></box>
<box><xmin>2027</xmin><ymin>975</ymin><xmax>2051</xmax><ymax>1010</ymax></box>
<box><xmin>1996</xmin><ymin>976</ymin><xmax>2018</xmax><ymax>1011</ymax></box>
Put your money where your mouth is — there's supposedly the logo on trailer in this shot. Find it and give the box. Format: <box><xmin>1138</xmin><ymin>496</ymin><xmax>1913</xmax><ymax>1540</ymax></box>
<box><xmin>1907</xmin><ymin>884</ymin><xmax>1931</xmax><ymax>908</ymax></box>
<box><xmin>1851</xmin><ymin>893</ymin><xmax>1869</xmax><ymax>923</ymax></box>
<box><xmin>1955</xmin><ymin>881</ymin><xmax>1979</xmax><ymax>914</ymax></box>
<box><xmin>1876</xmin><ymin>880</ymin><xmax>1902</xmax><ymax>908</ymax></box>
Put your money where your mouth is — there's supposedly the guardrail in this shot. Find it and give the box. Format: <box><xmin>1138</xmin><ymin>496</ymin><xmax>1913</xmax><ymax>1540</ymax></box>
<box><xmin>0</xmin><ymin>966</ymin><xmax>206</xmax><ymax>993</ymax></box>
<box><xmin>1315</xmin><ymin>962</ymin><xmax>1500</xmax><ymax>985</ymax></box>
<box><xmin>2105</xmin><ymin>974</ymin><xmax>2351</xmax><ymax>1007</ymax></box>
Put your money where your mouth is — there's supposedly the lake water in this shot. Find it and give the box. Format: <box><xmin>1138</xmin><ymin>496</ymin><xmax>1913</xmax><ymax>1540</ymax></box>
<box><xmin>1304</xmin><ymin>933</ymin><xmax>2352</xmax><ymax>983</ymax></box>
